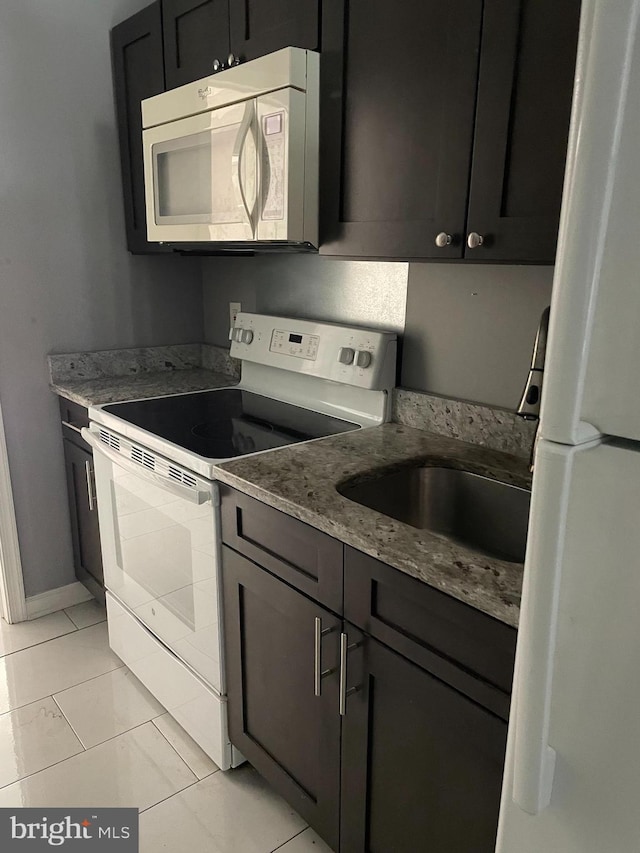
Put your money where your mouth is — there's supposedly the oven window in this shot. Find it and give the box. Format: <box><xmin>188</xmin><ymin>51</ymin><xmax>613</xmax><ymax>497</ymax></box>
<box><xmin>104</xmin><ymin>466</ymin><xmax>221</xmax><ymax>693</ymax></box>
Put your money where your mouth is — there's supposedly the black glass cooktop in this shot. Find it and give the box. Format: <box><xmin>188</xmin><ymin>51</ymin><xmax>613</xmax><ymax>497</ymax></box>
<box><xmin>103</xmin><ymin>389</ymin><xmax>358</xmax><ymax>459</ymax></box>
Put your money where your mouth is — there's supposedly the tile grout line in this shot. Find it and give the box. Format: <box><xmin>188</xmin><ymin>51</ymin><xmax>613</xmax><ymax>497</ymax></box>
<box><xmin>0</xmin><ymin>663</ymin><xmax>127</xmax><ymax>719</ymax></box>
<box><xmin>0</xmin><ymin>621</ymin><xmax>79</xmax><ymax>659</ymax></box>
<box><xmin>269</xmin><ymin>827</ymin><xmax>310</xmax><ymax>852</ymax></box>
<box><xmin>0</xmin><ymin>718</ymin><xmax>195</xmax><ymax>797</ymax></box>
<box><xmin>150</xmin><ymin>716</ymin><xmax>220</xmax><ymax>785</ymax></box>
<box><xmin>51</xmin><ymin>694</ymin><xmax>89</xmax><ymax>752</ymax></box>
<box><xmin>0</xmin><ymin>693</ymin><xmax>85</xmax><ymax>791</ymax></box>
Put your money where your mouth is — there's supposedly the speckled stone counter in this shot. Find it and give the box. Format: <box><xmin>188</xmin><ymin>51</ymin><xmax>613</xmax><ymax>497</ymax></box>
<box><xmin>213</xmin><ymin>423</ymin><xmax>531</xmax><ymax>628</ymax></box>
<box><xmin>393</xmin><ymin>388</ymin><xmax>535</xmax><ymax>459</ymax></box>
<box><xmin>48</xmin><ymin>343</ymin><xmax>239</xmax><ymax>407</ymax></box>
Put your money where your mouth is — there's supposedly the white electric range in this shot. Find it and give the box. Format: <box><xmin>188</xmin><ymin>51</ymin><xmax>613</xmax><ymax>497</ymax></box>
<box><xmin>82</xmin><ymin>314</ymin><xmax>397</xmax><ymax>769</ymax></box>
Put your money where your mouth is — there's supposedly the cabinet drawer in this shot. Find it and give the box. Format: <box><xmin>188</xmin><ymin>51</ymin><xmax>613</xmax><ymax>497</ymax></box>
<box><xmin>220</xmin><ymin>486</ymin><xmax>343</xmax><ymax>613</ymax></box>
<box><xmin>344</xmin><ymin>548</ymin><xmax>516</xmax><ymax>711</ymax></box>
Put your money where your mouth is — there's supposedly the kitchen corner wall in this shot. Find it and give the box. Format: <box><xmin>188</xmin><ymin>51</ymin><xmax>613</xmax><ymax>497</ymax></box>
<box><xmin>202</xmin><ymin>257</ymin><xmax>554</xmax><ymax>411</ymax></box>
<box><xmin>402</xmin><ymin>264</ymin><xmax>555</xmax><ymax>410</ymax></box>
<box><xmin>0</xmin><ymin>0</ymin><xmax>203</xmax><ymax>599</ymax></box>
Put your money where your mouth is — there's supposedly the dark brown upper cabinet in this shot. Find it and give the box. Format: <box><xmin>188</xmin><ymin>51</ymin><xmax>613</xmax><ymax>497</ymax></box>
<box><xmin>111</xmin><ymin>2</ymin><xmax>170</xmax><ymax>254</ymax></box>
<box><xmin>162</xmin><ymin>0</ymin><xmax>320</xmax><ymax>88</ymax></box>
<box><xmin>112</xmin><ymin>0</ymin><xmax>320</xmax><ymax>254</ymax></box>
<box><xmin>162</xmin><ymin>0</ymin><xmax>231</xmax><ymax>89</ymax></box>
<box><xmin>229</xmin><ymin>0</ymin><xmax>320</xmax><ymax>62</ymax></box>
<box><xmin>320</xmin><ymin>0</ymin><xmax>483</xmax><ymax>261</ymax></box>
<box><xmin>320</xmin><ymin>0</ymin><xmax>581</xmax><ymax>263</ymax></box>
<box><xmin>465</xmin><ymin>0</ymin><xmax>582</xmax><ymax>262</ymax></box>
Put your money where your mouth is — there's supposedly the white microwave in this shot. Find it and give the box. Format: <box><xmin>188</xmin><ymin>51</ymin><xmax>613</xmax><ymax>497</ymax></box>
<box><xmin>141</xmin><ymin>48</ymin><xmax>319</xmax><ymax>250</ymax></box>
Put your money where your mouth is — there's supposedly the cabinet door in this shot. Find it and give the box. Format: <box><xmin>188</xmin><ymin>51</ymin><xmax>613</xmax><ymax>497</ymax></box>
<box><xmin>111</xmin><ymin>2</ymin><xmax>169</xmax><ymax>255</ymax></box>
<box><xmin>63</xmin><ymin>439</ymin><xmax>104</xmax><ymax>590</ymax></box>
<box><xmin>162</xmin><ymin>0</ymin><xmax>231</xmax><ymax>89</ymax></box>
<box><xmin>465</xmin><ymin>0</ymin><xmax>581</xmax><ymax>262</ymax></box>
<box><xmin>340</xmin><ymin>625</ymin><xmax>507</xmax><ymax>853</ymax></box>
<box><xmin>229</xmin><ymin>0</ymin><xmax>319</xmax><ymax>62</ymax></box>
<box><xmin>222</xmin><ymin>546</ymin><xmax>341</xmax><ymax>850</ymax></box>
<box><xmin>320</xmin><ymin>0</ymin><xmax>483</xmax><ymax>259</ymax></box>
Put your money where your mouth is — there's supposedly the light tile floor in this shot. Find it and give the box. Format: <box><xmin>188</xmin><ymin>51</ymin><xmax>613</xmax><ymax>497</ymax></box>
<box><xmin>0</xmin><ymin>607</ymin><xmax>333</xmax><ymax>853</ymax></box>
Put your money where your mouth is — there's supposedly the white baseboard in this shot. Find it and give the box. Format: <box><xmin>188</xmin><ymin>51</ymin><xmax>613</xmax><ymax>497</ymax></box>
<box><xmin>26</xmin><ymin>581</ymin><xmax>93</xmax><ymax>620</ymax></box>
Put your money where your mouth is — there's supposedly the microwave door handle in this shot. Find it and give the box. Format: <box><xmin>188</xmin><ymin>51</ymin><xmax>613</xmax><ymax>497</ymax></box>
<box><xmin>81</xmin><ymin>428</ymin><xmax>212</xmax><ymax>506</ymax></box>
<box><xmin>232</xmin><ymin>101</ymin><xmax>257</xmax><ymax>239</ymax></box>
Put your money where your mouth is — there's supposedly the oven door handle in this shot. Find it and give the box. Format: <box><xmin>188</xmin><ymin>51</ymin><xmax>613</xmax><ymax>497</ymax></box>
<box><xmin>81</xmin><ymin>428</ymin><xmax>213</xmax><ymax>506</ymax></box>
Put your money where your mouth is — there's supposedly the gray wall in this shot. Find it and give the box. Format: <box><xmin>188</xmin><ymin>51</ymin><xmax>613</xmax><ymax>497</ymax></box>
<box><xmin>202</xmin><ymin>255</ymin><xmax>409</xmax><ymax>342</ymax></box>
<box><xmin>0</xmin><ymin>0</ymin><xmax>203</xmax><ymax>597</ymax></box>
<box><xmin>402</xmin><ymin>264</ymin><xmax>555</xmax><ymax>409</ymax></box>
<box><xmin>203</xmin><ymin>257</ymin><xmax>554</xmax><ymax>412</ymax></box>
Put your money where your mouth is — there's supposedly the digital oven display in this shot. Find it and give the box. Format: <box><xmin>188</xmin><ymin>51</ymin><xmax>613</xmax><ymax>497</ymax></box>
<box><xmin>289</xmin><ymin>334</ymin><xmax>303</xmax><ymax>344</ymax></box>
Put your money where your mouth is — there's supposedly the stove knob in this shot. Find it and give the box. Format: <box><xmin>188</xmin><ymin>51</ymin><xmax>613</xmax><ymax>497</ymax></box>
<box><xmin>232</xmin><ymin>327</ymin><xmax>244</xmax><ymax>342</ymax></box>
<box><xmin>240</xmin><ymin>329</ymin><xmax>254</xmax><ymax>345</ymax></box>
<box><xmin>338</xmin><ymin>347</ymin><xmax>355</xmax><ymax>365</ymax></box>
<box><xmin>355</xmin><ymin>350</ymin><xmax>372</xmax><ymax>368</ymax></box>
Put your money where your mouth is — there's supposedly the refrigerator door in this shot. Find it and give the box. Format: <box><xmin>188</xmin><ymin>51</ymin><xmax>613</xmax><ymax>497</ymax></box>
<box><xmin>497</xmin><ymin>437</ymin><xmax>640</xmax><ymax>852</ymax></box>
<box><xmin>541</xmin><ymin>0</ymin><xmax>640</xmax><ymax>446</ymax></box>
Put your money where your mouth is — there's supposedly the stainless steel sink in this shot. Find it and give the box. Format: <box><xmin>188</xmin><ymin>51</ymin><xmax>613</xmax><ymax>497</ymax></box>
<box><xmin>338</xmin><ymin>466</ymin><xmax>531</xmax><ymax>563</ymax></box>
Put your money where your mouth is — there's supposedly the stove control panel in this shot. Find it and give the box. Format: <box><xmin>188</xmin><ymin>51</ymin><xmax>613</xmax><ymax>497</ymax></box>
<box><xmin>230</xmin><ymin>313</ymin><xmax>397</xmax><ymax>392</ymax></box>
<box><xmin>270</xmin><ymin>329</ymin><xmax>320</xmax><ymax>360</ymax></box>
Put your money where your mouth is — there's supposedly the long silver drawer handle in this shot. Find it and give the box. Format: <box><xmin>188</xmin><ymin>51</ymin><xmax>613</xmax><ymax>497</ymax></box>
<box><xmin>62</xmin><ymin>420</ymin><xmax>83</xmax><ymax>435</ymax></box>
<box><xmin>314</xmin><ymin>617</ymin><xmax>336</xmax><ymax>697</ymax></box>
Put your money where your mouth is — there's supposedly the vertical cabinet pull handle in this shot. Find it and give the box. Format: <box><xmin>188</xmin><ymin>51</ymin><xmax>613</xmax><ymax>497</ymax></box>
<box><xmin>85</xmin><ymin>460</ymin><xmax>96</xmax><ymax>511</ymax></box>
<box><xmin>339</xmin><ymin>632</ymin><xmax>362</xmax><ymax>716</ymax></box>
<box><xmin>339</xmin><ymin>632</ymin><xmax>348</xmax><ymax>715</ymax></box>
<box><xmin>314</xmin><ymin>617</ymin><xmax>336</xmax><ymax>697</ymax></box>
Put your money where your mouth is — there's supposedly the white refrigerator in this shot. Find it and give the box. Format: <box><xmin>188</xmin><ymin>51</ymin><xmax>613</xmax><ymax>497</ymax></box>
<box><xmin>497</xmin><ymin>1</ymin><xmax>640</xmax><ymax>851</ymax></box>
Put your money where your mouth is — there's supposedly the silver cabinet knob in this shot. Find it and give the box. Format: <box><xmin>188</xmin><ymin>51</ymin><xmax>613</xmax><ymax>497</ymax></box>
<box><xmin>213</xmin><ymin>58</ymin><xmax>222</xmax><ymax>72</ymax></box>
<box><xmin>338</xmin><ymin>347</ymin><xmax>355</xmax><ymax>365</ymax></box>
<box><xmin>435</xmin><ymin>232</ymin><xmax>453</xmax><ymax>248</ymax></box>
<box><xmin>467</xmin><ymin>232</ymin><xmax>485</xmax><ymax>249</ymax></box>
<box><xmin>240</xmin><ymin>329</ymin><xmax>253</xmax><ymax>345</ymax></box>
<box><xmin>355</xmin><ymin>350</ymin><xmax>372</xmax><ymax>368</ymax></box>
<box><xmin>227</xmin><ymin>53</ymin><xmax>239</xmax><ymax>67</ymax></box>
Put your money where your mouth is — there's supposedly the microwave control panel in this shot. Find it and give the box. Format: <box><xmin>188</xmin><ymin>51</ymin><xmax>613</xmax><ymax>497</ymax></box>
<box><xmin>270</xmin><ymin>329</ymin><xmax>319</xmax><ymax>360</ymax></box>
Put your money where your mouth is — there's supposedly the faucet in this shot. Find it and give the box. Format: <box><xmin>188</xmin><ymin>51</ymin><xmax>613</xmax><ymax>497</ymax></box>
<box><xmin>517</xmin><ymin>306</ymin><xmax>550</xmax><ymax>472</ymax></box>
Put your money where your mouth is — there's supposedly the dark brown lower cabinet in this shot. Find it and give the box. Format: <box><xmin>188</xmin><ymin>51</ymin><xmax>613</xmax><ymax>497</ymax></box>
<box><xmin>220</xmin><ymin>487</ymin><xmax>514</xmax><ymax>853</ymax></box>
<box><xmin>340</xmin><ymin>624</ymin><xmax>507</xmax><ymax>853</ymax></box>
<box><xmin>62</xmin><ymin>438</ymin><xmax>104</xmax><ymax>597</ymax></box>
<box><xmin>59</xmin><ymin>398</ymin><xmax>104</xmax><ymax>600</ymax></box>
<box><xmin>222</xmin><ymin>545</ymin><xmax>342</xmax><ymax>850</ymax></box>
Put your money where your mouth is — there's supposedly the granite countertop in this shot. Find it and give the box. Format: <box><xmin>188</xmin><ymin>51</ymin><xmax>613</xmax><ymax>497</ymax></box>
<box><xmin>213</xmin><ymin>423</ymin><xmax>531</xmax><ymax>628</ymax></box>
<box><xmin>48</xmin><ymin>343</ymin><xmax>239</xmax><ymax>407</ymax></box>
<box><xmin>51</xmin><ymin>368</ymin><xmax>238</xmax><ymax>407</ymax></box>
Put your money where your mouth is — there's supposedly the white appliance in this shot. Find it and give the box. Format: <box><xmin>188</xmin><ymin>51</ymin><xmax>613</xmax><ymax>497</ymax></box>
<box><xmin>83</xmin><ymin>314</ymin><xmax>397</xmax><ymax>771</ymax></box>
<box><xmin>142</xmin><ymin>48</ymin><xmax>319</xmax><ymax>250</ymax></box>
<box><xmin>497</xmin><ymin>2</ymin><xmax>640</xmax><ymax>850</ymax></box>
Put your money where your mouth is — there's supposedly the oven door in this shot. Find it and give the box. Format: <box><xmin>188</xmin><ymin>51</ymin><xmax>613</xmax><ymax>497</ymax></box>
<box><xmin>83</xmin><ymin>427</ymin><xmax>223</xmax><ymax>694</ymax></box>
<box><xmin>143</xmin><ymin>98</ymin><xmax>259</xmax><ymax>243</ymax></box>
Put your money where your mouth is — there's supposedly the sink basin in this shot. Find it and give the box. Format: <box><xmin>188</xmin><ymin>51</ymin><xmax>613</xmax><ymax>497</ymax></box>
<box><xmin>338</xmin><ymin>466</ymin><xmax>531</xmax><ymax>563</ymax></box>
